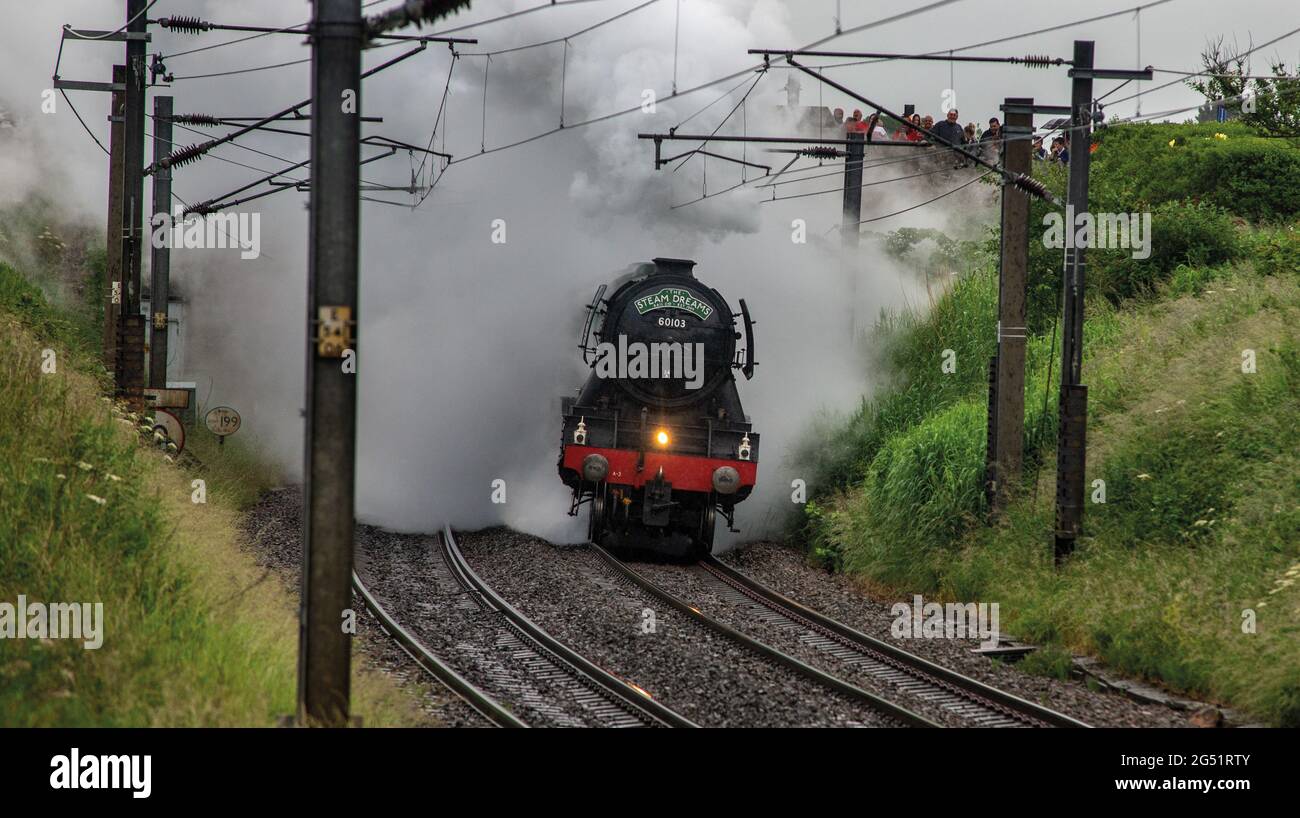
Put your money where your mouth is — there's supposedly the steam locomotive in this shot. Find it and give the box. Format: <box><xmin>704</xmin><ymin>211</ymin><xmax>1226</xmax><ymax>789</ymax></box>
<box><xmin>558</xmin><ymin>258</ymin><xmax>759</xmax><ymax>557</ymax></box>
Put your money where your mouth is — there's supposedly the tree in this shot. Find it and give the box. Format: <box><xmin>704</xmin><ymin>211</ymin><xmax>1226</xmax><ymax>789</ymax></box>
<box><xmin>1246</xmin><ymin>62</ymin><xmax>1300</xmax><ymax>137</ymax></box>
<box><xmin>1187</xmin><ymin>36</ymin><xmax>1250</xmax><ymax>109</ymax></box>
<box><xmin>1187</xmin><ymin>37</ymin><xmax>1300</xmax><ymax>137</ymax></box>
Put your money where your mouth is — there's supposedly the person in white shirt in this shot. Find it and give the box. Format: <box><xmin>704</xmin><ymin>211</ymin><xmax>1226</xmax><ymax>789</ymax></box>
<box><xmin>865</xmin><ymin>112</ymin><xmax>889</xmax><ymax>141</ymax></box>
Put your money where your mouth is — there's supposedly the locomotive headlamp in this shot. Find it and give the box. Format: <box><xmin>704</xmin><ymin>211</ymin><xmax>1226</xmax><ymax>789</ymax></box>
<box><xmin>582</xmin><ymin>453</ymin><xmax>609</xmax><ymax>482</ymax></box>
<box><xmin>737</xmin><ymin>435</ymin><xmax>752</xmax><ymax>461</ymax></box>
<box><xmin>655</xmin><ymin>430</ymin><xmax>670</xmax><ymax>446</ymax></box>
<box><xmin>574</xmin><ymin>417</ymin><xmax>588</xmax><ymax>445</ymax></box>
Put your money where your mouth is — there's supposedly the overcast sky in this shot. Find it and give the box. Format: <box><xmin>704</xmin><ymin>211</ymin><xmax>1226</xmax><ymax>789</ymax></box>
<box><xmin>6</xmin><ymin>0</ymin><xmax>1298</xmax><ymax>220</ymax></box>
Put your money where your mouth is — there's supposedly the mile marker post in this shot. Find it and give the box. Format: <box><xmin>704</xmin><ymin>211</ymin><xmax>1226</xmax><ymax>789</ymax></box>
<box><xmin>205</xmin><ymin>406</ymin><xmax>241</xmax><ymax>450</ymax></box>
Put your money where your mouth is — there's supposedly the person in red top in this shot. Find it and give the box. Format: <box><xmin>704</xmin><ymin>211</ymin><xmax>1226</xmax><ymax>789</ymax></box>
<box><xmin>906</xmin><ymin>113</ymin><xmax>925</xmax><ymax>141</ymax></box>
<box><xmin>847</xmin><ymin>109</ymin><xmax>866</xmax><ymax>132</ymax></box>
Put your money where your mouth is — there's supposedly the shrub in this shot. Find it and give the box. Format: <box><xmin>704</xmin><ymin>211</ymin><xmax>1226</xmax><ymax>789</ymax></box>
<box><xmin>1248</xmin><ymin>224</ymin><xmax>1300</xmax><ymax>277</ymax></box>
<box><xmin>1091</xmin><ymin>122</ymin><xmax>1300</xmax><ymax>221</ymax></box>
<box><xmin>828</xmin><ymin>399</ymin><xmax>988</xmax><ymax>587</ymax></box>
<box><xmin>1089</xmin><ymin>200</ymin><xmax>1241</xmax><ymax>301</ymax></box>
<box><xmin>794</xmin><ymin>269</ymin><xmax>998</xmax><ymax>494</ymax></box>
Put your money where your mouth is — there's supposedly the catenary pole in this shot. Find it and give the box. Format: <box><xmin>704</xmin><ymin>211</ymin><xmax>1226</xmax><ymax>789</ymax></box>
<box><xmin>148</xmin><ymin>95</ymin><xmax>172</xmax><ymax>388</ymax></box>
<box><xmin>1054</xmin><ymin>41</ymin><xmax>1095</xmax><ymax>563</ymax></box>
<box><xmin>990</xmin><ymin>97</ymin><xmax>1033</xmax><ymax>509</ymax></box>
<box><xmin>298</xmin><ymin>0</ymin><xmax>362</xmax><ymax>727</ymax></box>
<box><xmin>104</xmin><ymin>65</ymin><xmax>126</xmax><ymax>373</ymax></box>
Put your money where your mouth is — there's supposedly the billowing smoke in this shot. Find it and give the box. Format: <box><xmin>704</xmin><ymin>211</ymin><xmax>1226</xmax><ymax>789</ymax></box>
<box><xmin>2</xmin><ymin>1</ymin><xmax>1001</xmax><ymax>548</ymax></box>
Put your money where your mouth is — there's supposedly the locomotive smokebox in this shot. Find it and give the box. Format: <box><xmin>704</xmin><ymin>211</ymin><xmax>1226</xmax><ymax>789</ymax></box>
<box><xmin>651</xmin><ymin>257</ymin><xmax>697</xmax><ymax>277</ymax></box>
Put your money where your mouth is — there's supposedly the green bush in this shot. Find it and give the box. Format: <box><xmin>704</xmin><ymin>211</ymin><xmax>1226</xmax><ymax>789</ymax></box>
<box><xmin>1091</xmin><ymin>122</ymin><xmax>1300</xmax><ymax>221</ymax></box>
<box><xmin>1089</xmin><ymin>201</ymin><xmax>1241</xmax><ymax>301</ymax></box>
<box><xmin>822</xmin><ymin>399</ymin><xmax>987</xmax><ymax>588</ymax></box>
<box><xmin>0</xmin><ymin>262</ymin><xmax>101</xmax><ymax>370</ymax></box>
<box><xmin>1026</xmin><ymin>144</ymin><xmax>1245</xmax><ymax>311</ymax></box>
<box><xmin>1248</xmin><ymin>224</ymin><xmax>1300</xmax><ymax>277</ymax></box>
<box><xmin>1167</xmin><ymin>262</ymin><xmax>1230</xmax><ymax>296</ymax></box>
<box><xmin>795</xmin><ymin>269</ymin><xmax>998</xmax><ymax>494</ymax></box>
<box><xmin>1025</xmin><ymin>192</ymin><xmax>1066</xmax><ymax>334</ymax></box>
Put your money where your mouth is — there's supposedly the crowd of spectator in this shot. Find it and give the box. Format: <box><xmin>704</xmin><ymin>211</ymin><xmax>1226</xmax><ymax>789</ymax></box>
<box><xmin>827</xmin><ymin>106</ymin><xmax>1072</xmax><ymax>166</ymax></box>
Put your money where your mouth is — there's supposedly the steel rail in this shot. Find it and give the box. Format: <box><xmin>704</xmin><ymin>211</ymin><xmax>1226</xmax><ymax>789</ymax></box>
<box><xmin>700</xmin><ymin>556</ymin><xmax>1091</xmax><ymax>728</ymax></box>
<box><xmin>350</xmin><ymin>568</ymin><xmax>526</xmax><ymax>728</ymax></box>
<box><xmin>589</xmin><ymin>544</ymin><xmax>939</xmax><ymax>728</ymax></box>
<box><xmin>443</xmin><ymin>527</ymin><xmax>698</xmax><ymax>728</ymax></box>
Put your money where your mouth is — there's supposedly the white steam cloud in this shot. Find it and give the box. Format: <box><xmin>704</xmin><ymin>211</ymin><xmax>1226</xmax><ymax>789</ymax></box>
<box><xmin>3</xmin><ymin>1</ymin><xmax>1007</xmax><ymax>549</ymax></box>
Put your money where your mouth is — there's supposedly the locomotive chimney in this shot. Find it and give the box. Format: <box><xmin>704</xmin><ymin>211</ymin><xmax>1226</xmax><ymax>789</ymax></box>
<box><xmin>651</xmin><ymin>257</ymin><xmax>697</xmax><ymax>277</ymax></box>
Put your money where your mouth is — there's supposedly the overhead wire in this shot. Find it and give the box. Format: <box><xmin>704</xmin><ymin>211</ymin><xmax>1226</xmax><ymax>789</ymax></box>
<box><xmin>803</xmin><ymin>0</ymin><xmax>1180</xmax><ymax>71</ymax></box>
<box><xmin>856</xmin><ymin>170</ymin><xmax>993</xmax><ymax>225</ymax></box>
<box><xmin>447</xmin><ymin>0</ymin><xmax>969</xmax><ymax>167</ymax></box>
<box><xmin>672</xmin><ymin>69</ymin><xmax>766</xmax><ymax>173</ymax></box>
<box><xmin>62</xmin><ymin>0</ymin><xmax>160</xmax><ymax>40</ymax></box>
<box><xmin>762</xmin><ymin>162</ymin><xmax>976</xmax><ymax>204</ymax></box>
<box><xmin>463</xmin><ymin>0</ymin><xmax>663</xmax><ymax>57</ymax></box>
<box><xmin>1106</xmin><ymin>23</ymin><xmax>1300</xmax><ymax>106</ymax></box>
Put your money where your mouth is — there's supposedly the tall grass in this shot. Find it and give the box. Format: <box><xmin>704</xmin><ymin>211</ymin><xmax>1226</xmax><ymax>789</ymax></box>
<box><xmin>809</xmin><ymin>261</ymin><xmax>1300</xmax><ymax>723</ymax></box>
<box><xmin>0</xmin><ymin>260</ymin><xmax>424</xmax><ymax>726</ymax></box>
<box><xmin>796</xmin><ymin>119</ymin><xmax>1300</xmax><ymax>721</ymax></box>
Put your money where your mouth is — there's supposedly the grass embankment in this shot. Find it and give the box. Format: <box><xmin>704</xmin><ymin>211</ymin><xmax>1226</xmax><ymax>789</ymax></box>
<box><xmin>0</xmin><ymin>260</ymin><xmax>426</xmax><ymax>726</ymax></box>
<box><xmin>800</xmin><ymin>120</ymin><xmax>1300</xmax><ymax>725</ymax></box>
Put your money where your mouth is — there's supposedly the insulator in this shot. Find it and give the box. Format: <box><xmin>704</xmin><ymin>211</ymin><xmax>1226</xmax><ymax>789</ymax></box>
<box><xmin>802</xmin><ymin>146</ymin><xmax>840</xmax><ymax>159</ymax></box>
<box><xmin>1020</xmin><ymin>54</ymin><xmax>1056</xmax><ymax>69</ymax></box>
<box><xmin>160</xmin><ymin>16</ymin><xmax>211</xmax><ymax>34</ymax></box>
<box><xmin>186</xmin><ymin>200</ymin><xmax>215</xmax><ymax>217</ymax></box>
<box><xmin>172</xmin><ymin>113</ymin><xmax>220</xmax><ymax>127</ymax></box>
<box><xmin>149</xmin><ymin>53</ymin><xmax>168</xmax><ymax>83</ymax></box>
<box><xmin>163</xmin><ymin>142</ymin><xmax>209</xmax><ymax>170</ymax></box>
<box><xmin>1012</xmin><ymin>173</ymin><xmax>1049</xmax><ymax>200</ymax></box>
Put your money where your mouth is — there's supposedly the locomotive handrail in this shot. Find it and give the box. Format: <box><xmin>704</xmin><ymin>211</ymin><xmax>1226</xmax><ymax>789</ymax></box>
<box><xmin>738</xmin><ymin>298</ymin><xmax>757</xmax><ymax>380</ymax></box>
<box><xmin>578</xmin><ymin>283</ymin><xmax>607</xmax><ymax>365</ymax></box>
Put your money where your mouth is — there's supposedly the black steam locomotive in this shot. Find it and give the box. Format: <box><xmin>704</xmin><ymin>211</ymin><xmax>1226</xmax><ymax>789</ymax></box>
<box><xmin>558</xmin><ymin>258</ymin><xmax>759</xmax><ymax>557</ymax></box>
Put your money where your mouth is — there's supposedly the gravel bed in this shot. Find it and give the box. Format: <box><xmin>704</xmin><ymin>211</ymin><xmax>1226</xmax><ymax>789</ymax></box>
<box><xmin>354</xmin><ymin>528</ymin><xmax>644</xmax><ymax>727</ymax></box>
<box><xmin>241</xmin><ymin>487</ymin><xmax>484</xmax><ymax>728</ymax></box>
<box><xmin>458</xmin><ymin>528</ymin><xmax>903</xmax><ymax>727</ymax></box>
<box><xmin>239</xmin><ymin>486</ymin><xmax>1187</xmax><ymax>727</ymax></box>
<box><xmin>716</xmin><ymin>541</ymin><xmax>1194</xmax><ymax>728</ymax></box>
<box><xmin>633</xmin><ymin>560</ymin><xmax>978</xmax><ymax>727</ymax></box>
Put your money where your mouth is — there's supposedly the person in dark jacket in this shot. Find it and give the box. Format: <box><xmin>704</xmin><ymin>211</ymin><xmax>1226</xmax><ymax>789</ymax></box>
<box><xmin>931</xmin><ymin>108</ymin><xmax>967</xmax><ymax>166</ymax></box>
<box><xmin>1050</xmin><ymin>136</ymin><xmax>1070</xmax><ymax>164</ymax></box>
<box><xmin>978</xmin><ymin>117</ymin><xmax>1002</xmax><ymax>162</ymax></box>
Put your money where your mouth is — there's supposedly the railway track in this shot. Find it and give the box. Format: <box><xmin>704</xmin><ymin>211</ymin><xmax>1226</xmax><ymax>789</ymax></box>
<box><xmin>692</xmin><ymin>555</ymin><xmax>1090</xmax><ymax>728</ymax></box>
<box><xmin>353</xmin><ymin>528</ymin><xmax>697</xmax><ymax>727</ymax></box>
<box><xmin>439</xmin><ymin>527</ymin><xmax>697</xmax><ymax>728</ymax></box>
<box><xmin>351</xmin><ymin>568</ymin><xmax>522</xmax><ymax>728</ymax></box>
<box><xmin>588</xmin><ymin>543</ymin><xmax>939</xmax><ymax>727</ymax></box>
<box><xmin>357</xmin><ymin>523</ymin><xmax>1081</xmax><ymax>727</ymax></box>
